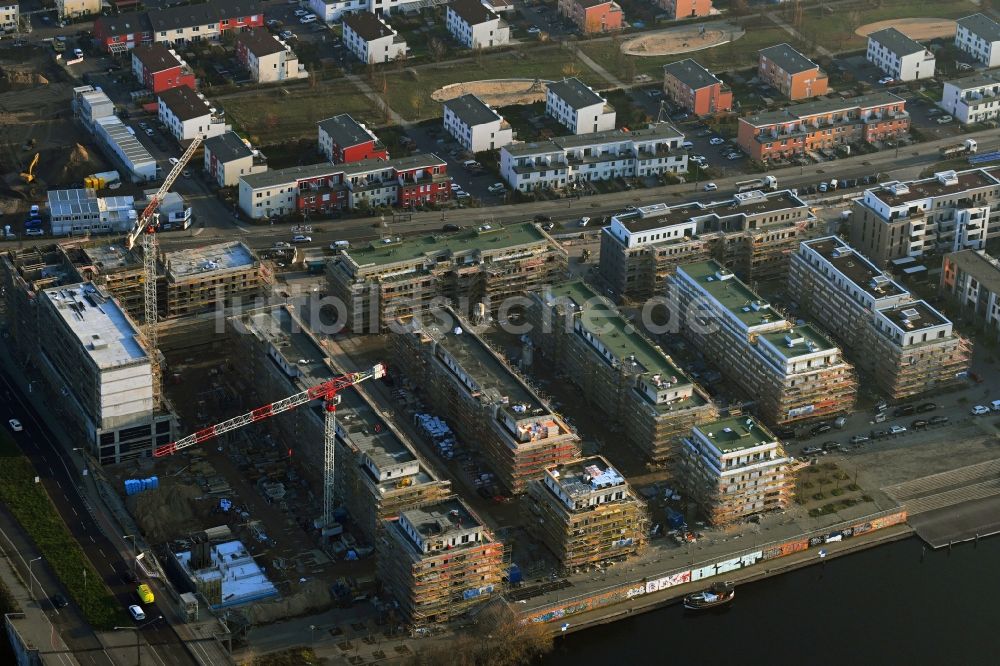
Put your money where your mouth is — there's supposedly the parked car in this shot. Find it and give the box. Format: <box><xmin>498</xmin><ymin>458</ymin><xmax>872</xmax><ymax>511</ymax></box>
<box><xmin>291</xmin><ymin>235</ymin><xmax>312</xmax><ymax>243</ymax></box>
<box><xmin>889</xmin><ymin>425</ymin><xmax>906</xmax><ymax>435</ymax></box>
<box><xmin>971</xmin><ymin>405</ymin><xmax>991</xmax><ymax>415</ymax></box>
<box><xmin>541</xmin><ymin>222</ymin><xmax>554</xmax><ymax>231</ymax></box>
<box><xmin>878</xmin><ymin>77</ymin><xmax>895</xmax><ymax>85</ymax></box>
<box><xmin>578</xmin><ymin>217</ymin><xmax>591</xmax><ymax>227</ymax></box>
<box><xmin>527</xmin><ymin>26</ymin><xmax>541</xmax><ymax>34</ymax></box>
<box><xmin>709</xmin><ymin>137</ymin><xmax>725</xmax><ymax>145</ymax></box>
<box><xmin>128</xmin><ymin>605</ymin><xmax>146</xmax><ymax>622</ymax></box>
<box><xmin>168</xmin><ymin>157</ymin><xmax>179</xmax><ymax>165</ymax></box>
<box><xmin>911</xmin><ymin>419</ymin><xmax>929</xmax><ymax>429</ymax></box>
<box><xmin>822</xmin><ymin>441</ymin><xmax>841</xmax><ymax>452</ymax></box>
<box><xmin>51</xmin><ymin>593</ymin><xmax>69</xmax><ymax>608</ymax></box>
<box><xmin>916</xmin><ymin>402</ymin><xmax>937</xmax><ymax>413</ymax></box>
<box><xmin>935</xmin><ymin>116</ymin><xmax>953</xmax><ymax>125</ymax></box>
<box><xmin>726</xmin><ymin>152</ymin><xmax>742</xmax><ymax>160</ymax></box>
<box><xmin>810</xmin><ymin>423</ymin><xmax>832</xmax><ymax>436</ymax></box>
<box><xmin>8</xmin><ymin>419</ymin><xmax>22</xmax><ymax>432</ymax></box>
<box><xmin>850</xmin><ymin>434</ymin><xmax>869</xmax><ymax>444</ymax></box>
<box><xmin>280</xmin><ymin>30</ymin><xmax>295</xmax><ymax>39</ymax></box>
<box><xmin>294</xmin><ymin>8</ymin><xmax>308</xmax><ymax>15</ymax></box>
<box><xmin>872</xmin><ymin>429</ymin><xmax>889</xmax><ymax>439</ymax></box>
<box><xmin>681</xmin><ymin>141</ymin><xmax>695</xmax><ymax>150</ymax></box>
<box><xmin>145</xmin><ymin>128</ymin><xmax>155</xmax><ymax>137</ymax></box>
<box><xmin>73</xmin><ymin>48</ymin><xmax>84</xmax><ymax>58</ymax></box>
<box><xmin>454</xmin><ymin>191</ymin><xmax>471</xmax><ymax>199</ymax></box>
<box><xmin>774</xmin><ymin>427</ymin><xmax>796</xmax><ymax>439</ymax></box>
<box><xmin>486</xmin><ymin>183</ymin><xmax>505</xmax><ymax>194</ymax></box>
<box><xmin>331</xmin><ymin>240</ymin><xmax>351</xmax><ymax>249</ymax></box>
<box><xmin>893</xmin><ymin>405</ymin><xmax>915</xmax><ymax>417</ymax></box>
<box><xmin>703</xmin><ymin>182</ymin><xmax>718</xmax><ymax>191</ymax></box>
<box><xmin>929</xmin><ymin>415</ymin><xmax>950</xmax><ymax>425</ymax></box>
<box><xmin>801</xmin><ymin>446</ymin><xmax>824</xmax><ymax>456</ymax></box>
<box><xmin>441</xmin><ymin>224</ymin><xmax>461</xmax><ymax>232</ymax></box>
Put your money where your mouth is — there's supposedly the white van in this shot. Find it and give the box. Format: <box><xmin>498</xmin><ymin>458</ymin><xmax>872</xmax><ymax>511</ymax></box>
<box><xmin>331</xmin><ymin>240</ymin><xmax>350</xmax><ymax>250</ymax></box>
<box><xmin>991</xmin><ymin>400</ymin><xmax>1000</xmax><ymax>411</ymax></box>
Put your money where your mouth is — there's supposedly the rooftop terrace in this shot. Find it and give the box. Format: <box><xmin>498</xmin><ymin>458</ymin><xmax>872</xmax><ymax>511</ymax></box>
<box><xmin>869</xmin><ymin>169</ymin><xmax>999</xmax><ymax>207</ymax></box>
<box><xmin>803</xmin><ymin>237</ymin><xmax>906</xmax><ymax>300</ymax></box>
<box><xmin>617</xmin><ymin>190</ymin><xmax>805</xmax><ymax>235</ymax></box>
<box><xmin>679</xmin><ymin>260</ymin><xmax>781</xmax><ymax>329</ymax></box>
<box><xmin>695</xmin><ymin>415</ymin><xmax>776</xmax><ymax>453</ymax></box>
<box><xmin>401</xmin><ymin>498</ymin><xmax>480</xmax><ymax>541</ymax></box>
<box><xmin>548</xmin><ymin>456</ymin><xmax>627</xmax><ymax>499</ymax></box>
<box><xmin>878</xmin><ymin>300</ymin><xmax>949</xmax><ymax>333</ymax></box>
<box><xmin>759</xmin><ymin>323</ymin><xmax>837</xmax><ymax>359</ymax></box>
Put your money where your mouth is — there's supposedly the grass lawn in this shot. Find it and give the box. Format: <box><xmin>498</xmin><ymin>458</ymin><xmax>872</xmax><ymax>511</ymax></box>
<box><xmin>0</xmin><ymin>432</ymin><xmax>123</xmax><ymax>629</ymax></box>
<box><xmin>223</xmin><ymin>82</ymin><xmax>381</xmax><ymax>145</ymax></box>
<box><xmin>380</xmin><ymin>46</ymin><xmax>602</xmax><ymax>121</ymax></box>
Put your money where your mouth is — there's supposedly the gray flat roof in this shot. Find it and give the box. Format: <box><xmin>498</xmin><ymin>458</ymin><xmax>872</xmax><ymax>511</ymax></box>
<box><xmin>547</xmin><ymin>77</ymin><xmax>605</xmax><ymax>110</ymax></box>
<box><xmin>43</xmin><ymin>282</ymin><xmax>147</xmax><ymax>369</ymax></box>
<box><xmin>802</xmin><ymin>237</ymin><xmax>907</xmax><ymax>300</ymax></box>
<box><xmin>759</xmin><ymin>43</ymin><xmax>820</xmax><ymax>75</ymax></box>
<box><xmin>165</xmin><ymin>241</ymin><xmax>256</xmax><ymax>279</ymax></box>
<box><xmin>443</xmin><ymin>93</ymin><xmax>502</xmax><ymax>127</ymax></box>
<box><xmin>944</xmin><ymin>70</ymin><xmax>1000</xmax><ymax>91</ymax></box>
<box><xmin>957</xmin><ymin>13</ymin><xmax>1000</xmax><ymax>43</ymax></box>
<box><xmin>400</xmin><ymin>498</ymin><xmax>481</xmax><ymax>539</ymax></box>
<box><xmin>945</xmin><ymin>249</ymin><xmax>1000</xmax><ymax>294</ymax></box>
<box><xmin>878</xmin><ymin>300</ymin><xmax>948</xmax><ymax>332</ymax></box>
<box><xmin>547</xmin><ymin>456</ymin><xmax>627</xmax><ymax>499</ymax></box>
<box><xmin>618</xmin><ymin>190</ymin><xmax>805</xmax><ymax>234</ymax></box>
<box><xmin>96</xmin><ymin>116</ymin><xmax>157</xmax><ymax>169</ymax></box>
<box><xmin>663</xmin><ymin>58</ymin><xmax>722</xmax><ymax>90</ymax></box>
<box><xmin>317</xmin><ymin>113</ymin><xmax>378</xmax><ymax>149</ymax></box>
<box><xmin>871</xmin><ymin>169</ymin><xmax>999</xmax><ymax>207</ymax></box>
<box><xmin>204</xmin><ymin>131</ymin><xmax>254</xmax><ymax>163</ymax></box>
<box><xmin>868</xmin><ymin>27</ymin><xmax>926</xmax><ymax>57</ymax></box>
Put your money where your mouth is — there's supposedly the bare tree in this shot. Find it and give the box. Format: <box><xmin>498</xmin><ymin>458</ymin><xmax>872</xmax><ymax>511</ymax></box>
<box><xmin>429</xmin><ymin>37</ymin><xmax>447</xmax><ymax>62</ymax></box>
<box><xmin>561</xmin><ymin>61</ymin><xmax>581</xmax><ymax>78</ymax></box>
<box><xmin>410</xmin><ymin>93</ymin><xmax>425</xmax><ymax>117</ymax></box>
<box><xmin>408</xmin><ymin>605</ymin><xmax>553</xmax><ymax>666</ymax></box>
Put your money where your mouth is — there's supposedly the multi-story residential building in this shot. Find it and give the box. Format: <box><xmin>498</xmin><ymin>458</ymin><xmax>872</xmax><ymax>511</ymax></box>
<box><xmin>941</xmin><ymin>249</ymin><xmax>1000</xmax><ymax>340</ymax></box>
<box><xmin>46</xmin><ymin>189</ymin><xmax>138</xmax><ymax>236</ymax></box>
<box><xmin>546</xmin><ymin>78</ymin><xmax>616</xmax><ymax>135</ymax></box>
<box><xmin>940</xmin><ymin>71</ymin><xmax>1000</xmax><ymax>125</ymax></box>
<box><xmin>235</xmin><ymin>31</ymin><xmax>306</xmax><ymax>83</ymax></box>
<box><xmin>309</xmin><ymin>0</ymin><xmax>421</xmax><ymax>22</ymax></box>
<box><xmin>662</xmin><ymin>59</ymin><xmax>732</xmax><ymax>116</ymax></box>
<box><xmin>342</xmin><ymin>13</ymin><xmax>407</xmax><ymax>64</ymax></box>
<box><xmin>599</xmin><ymin>190</ymin><xmax>819</xmax><ymax>300</ymax></box>
<box><xmin>657</xmin><ymin>0</ymin><xmax>712</xmax><ymax>21</ymax></box>
<box><xmin>58</xmin><ymin>0</ymin><xmax>101</xmax><ymax>19</ymax></box>
<box><xmin>94</xmin><ymin>11</ymin><xmax>154</xmax><ymax>53</ymax></box>
<box><xmin>445</xmin><ymin>0</ymin><xmax>510</xmax><ymax>49</ymax></box>
<box><xmin>1</xmin><ymin>3</ymin><xmax>19</xmax><ymax>32</ymax></box>
<box><xmin>789</xmin><ymin>237</ymin><xmax>971</xmax><ymax>400</ymax></box>
<box><xmin>378</xmin><ymin>498</ymin><xmax>504</xmax><ymax>626</ymax></box>
<box><xmin>955</xmin><ymin>13</ymin><xmax>1000</xmax><ymax>69</ymax></box>
<box><xmin>317</xmin><ymin>114</ymin><xmax>387</xmax><ymax>164</ymax></box>
<box><xmin>148</xmin><ymin>0</ymin><xmax>263</xmax><ymax>46</ymax></box>
<box><xmin>737</xmin><ymin>92</ymin><xmax>909</xmax><ymax>163</ymax></box>
<box><xmin>131</xmin><ymin>44</ymin><xmax>195</xmax><ymax>94</ymax></box>
<box><xmin>527</xmin><ymin>457</ymin><xmax>647</xmax><ymax>571</ymax></box>
<box><xmin>526</xmin><ymin>280</ymin><xmax>717</xmax><ymax>464</ymax></box>
<box><xmin>327</xmin><ymin>221</ymin><xmax>565</xmax><ymax>332</ymax></box>
<box><xmin>670</xmin><ymin>260</ymin><xmax>857</xmax><ymax>426</ymax></box>
<box><xmin>500</xmin><ymin>122</ymin><xmax>687</xmax><ymax>192</ymax></box>
<box><xmin>558</xmin><ymin>0</ymin><xmax>623</xmax><ymax>34</ymax></box>
<box><xmin>758</xmin><ymin>43</ymin><xmax>828</xmax><ymax>101</ymax></box>
<box><xmin>238</xmin><ymin>154</ymin><xmax>449</xmax><ymax>219</ymax></box>
<box><xmin>203</xmin><ymin>131</ymin><xmax>267</xmax><ymax>188</ymax></box>
<box><xmin>162</xmin><ymin>242</ymin><xmax>265</xmax><ymax>318</ymax></box>
<box><xmin>678</xmin><ymin>416</ymin><xmax>792</xmax><ymax>526</ymax></box>
<box><xmin>850</xmin><ymin>168</ymin><xmax>1000</xmax><ymax>266</ymax></box>
<box><xmin>442</xmin><ymin>93</ymin><xmax>515</xmax><ymax>153</ymax></box>
<box><xmin>157</xmin><ymin>85</ymin><xmax>228</xmax><ymax>141</ymax></box>
<box><xmin>391</xmin><ymin>310</ymin><xmax>581</xmax><ymax>494</ymax></box>
<box><xmin>866</xmin><ymin>27</ymin><xmax>935</xmax><ymax>81</ymax></box>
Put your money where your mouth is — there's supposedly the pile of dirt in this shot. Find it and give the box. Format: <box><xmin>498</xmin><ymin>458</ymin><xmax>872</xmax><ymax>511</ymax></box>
<box><xmin>242</xmin><ymin>579</ymin><xmax>331</xmax><ymax>625</ymax></box>
<box><xmin>432</xmin><ymin>79</ymin><xmax>551</xmax><ymax>106</ymax></box>
<box><xmin>855</xmin><ymin>18</ymin><xmax>957</xmax><ymax>40</ymax></box>
<box><xmin>34</xmin><ymin>143</ymin><xmax>108</xmax><ymax>188</ymax></box>
<box><xmin>620</xmin><ymin>22</ymin><xmax>743</xmax><ymax>57</ymax></box>
<box><xmin>0</xmin><ymin>65</ymin><xmax>49</xmax><ymax>87</ymax></box>
<box><xmin>127</xmin><ymin>479</ymin><xmax>206</xmax><ymax>543</ymax></box>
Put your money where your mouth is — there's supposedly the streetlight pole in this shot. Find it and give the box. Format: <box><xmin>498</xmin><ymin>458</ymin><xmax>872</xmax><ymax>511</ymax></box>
<box><xmin>28</xmin><ymin>557</ymin><xmax>41</xmax><ymax>600</ymax></box>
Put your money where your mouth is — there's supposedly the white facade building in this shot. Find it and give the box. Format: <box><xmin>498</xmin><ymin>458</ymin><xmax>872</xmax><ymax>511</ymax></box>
<box><xmin>545</xmin><ymin>78</ymin><xmax>616</xmax><ymax>135</ymax></box>
<box><xmin>442</xmin><ymin>93</ymin><xmax>514</xmax><ymax>153</ymax></box>
<box><xmin>73</xmin><ymin>86</ymin><xmax>156</xmax><ymax>183</ymax></box>
<box><xmin>57</xmin><ymin>0</ymin><xmax>101</xmax><ymax>19</ymax></box>
<box><xmin>866</xmin><ymin>27</ymin><xmax>935</xmax><ymax>81</ymax></box>
<box><xmin>342</xmin><ymin>13</ymin><xmax>407</xmax><ymax>64</ymax></box>
<box><xmin>940</xmin><ymin>72</ymin><xmax>1000</xmax><ymax>125</ymax></box>
<box><xmin>445</xmin><ymin>0</ymin><xmax>510</xmax><ymax>49</ymax></box>
<box><xmin>157</xmin><ymin>85</ymin><xmax>228</xmax><ymax>141</ymax></box>
<box><xmin>204</xmin><ymin>131</ymin><xmax>267</xmax><ymax>187</ymax></box>
<box><xmin>500</xmin><ymin>122</ymin><xmax>686</xmax><ymax>192</ymax></box>
<box><xmin>955</xmin><ymin>13</ymin><xmax>1000</xmax><ymax>69</ymax></box>
<box><xmin>0</xmin><ymin>3</ymin><xmax>19</xmax><ymax>32</ymax></box>
<box><xmin>237</xmin><ymin>31</ymin><xmax>306</xmax><ymax>83</ymax></box>
<box><xmin>47</xmin><ymin>189</ymin><xmax>138</xmax><ymax>236</ymax></box>
<box><xmin>309</xmin><ymin>0</ymin><xmax>421</xmax><ymax>21</ymax></box>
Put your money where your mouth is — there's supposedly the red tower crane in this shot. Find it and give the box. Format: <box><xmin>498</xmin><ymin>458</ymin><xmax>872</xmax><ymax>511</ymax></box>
<box><xmin>154</xmin><ymin>363</ymin><xmax>387</xmax><ymax>528</ymax></box>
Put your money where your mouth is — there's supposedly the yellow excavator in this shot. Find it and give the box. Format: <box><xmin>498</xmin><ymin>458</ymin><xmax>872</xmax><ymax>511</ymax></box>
<box><xmin>20</xmin><ymin>153</ymin><xmax>39</xmax><ymax>184</ymax></box>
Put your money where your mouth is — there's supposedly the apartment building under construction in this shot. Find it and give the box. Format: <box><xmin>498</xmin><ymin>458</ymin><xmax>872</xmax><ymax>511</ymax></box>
<box><xmin>677</xmin><ymin>415</ymin><xmax>793</xmax><ymax>526</ymax></box>
<box><xmin>670</xmin><ymin>260</ymin><xmax>856</xmax><ymax>426</ymax></box>
<box><xmin>788</xmin><ymin>237</ymin><xmax>971</xmax><ymax>400</ymax></box>
<box><xmin>328</xmin><ymin>222</ymin><xmax>566</xmax><ymax>333</ymax></box>
<box><xmin>378</xmin><ymin>498</ymin><xmax>504</xmax><ymax>626</ymax></box>
<box><xmin>231</xmin><ymin>303</ymin><xmax>452</xmax><ymax>543</ymax></box>
<box><xmin>526</xmin><ymin>456</ymin><xmax>647</xmax><ymax>572</ymax></box>
<box><xmin>525</xmin><ymin>280</ymin><xmax>716</xmax><ymax>464</ymax></box>
<box><xmin>390</xmin><ymin>308</ymin><xmax>580</xmax><ymax>494</ymax></box>
<box><xmin>599</xmin><ymin>190</ymin><xmax>820</xmax><ymax>302</ymax></box>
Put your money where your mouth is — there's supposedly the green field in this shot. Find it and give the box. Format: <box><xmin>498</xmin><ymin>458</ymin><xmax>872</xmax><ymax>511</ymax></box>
<box><xmin>0</xmin><ymin>433</ymin><xmax>123</xmax><ymax>629</ymax></box>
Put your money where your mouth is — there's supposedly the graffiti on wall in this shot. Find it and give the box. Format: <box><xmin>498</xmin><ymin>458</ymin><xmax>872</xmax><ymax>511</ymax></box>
<box><xmin>645</xmin><ymin>570</ymin><xmax>692</xmax><ymax>594</ymax></box>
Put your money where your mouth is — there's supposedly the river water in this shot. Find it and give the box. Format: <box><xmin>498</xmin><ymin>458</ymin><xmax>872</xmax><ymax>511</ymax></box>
<box><xmin>547</xmin><ymin>537</ymin><xmax>1000</xmax><ymax>664</ymax></box>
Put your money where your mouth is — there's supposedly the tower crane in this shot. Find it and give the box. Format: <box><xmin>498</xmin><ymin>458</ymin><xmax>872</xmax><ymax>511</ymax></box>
<box><xmin>127</xmin><ymin>135</ymin><xmax>204</xmax><ymax>405</ymax></box>
<box><xmin>153</xmin><ymin>363</ymin><xmax>387</xmax><ymax>529</ymax></box>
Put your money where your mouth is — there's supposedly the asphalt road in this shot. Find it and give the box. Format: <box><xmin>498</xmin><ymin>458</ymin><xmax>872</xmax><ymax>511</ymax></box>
<box><xmin>0</xmin><ymin>368</ymin><xmax>198</xmax><ymax>666</ymax></box>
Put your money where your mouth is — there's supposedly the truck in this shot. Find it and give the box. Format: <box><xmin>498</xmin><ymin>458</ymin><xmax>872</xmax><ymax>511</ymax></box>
<box><xmin>939</xmin><ymin>139</ymin><xmax>977</xmax><ymax>159</ymax></box>
<box><xmin>83</xmin><ymin>170</ymin><xmax>121</xmax><ymax>189</ymax></box>
<box><xmin>735</xmin><ymin>175</ymin><xmax>778</xmax><ymax>193</ymax></box>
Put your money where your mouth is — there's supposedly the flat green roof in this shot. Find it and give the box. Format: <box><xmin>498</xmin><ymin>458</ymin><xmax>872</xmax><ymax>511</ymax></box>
<box><xmin>346</xmin><ymin>222</ymin><xmax>549</xmax><ymax>268</ymax></box>
<box><xmin>696</xmin><ymin>415</ymin><xmax>775</xmax><ymax>453</ymax></box>
<box><xmin>758</xmin><ymin>323</ymin><xmax>837</xmax><ymax>359</ymax></box>
<box><xmin>679</xmin><ymin>260</ymin><xmax>779</xmax><ymax>328</ymax></box>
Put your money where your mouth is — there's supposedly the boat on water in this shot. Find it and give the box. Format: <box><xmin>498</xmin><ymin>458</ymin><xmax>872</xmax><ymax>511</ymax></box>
<box><xmin>683</xmin><ymin>582</ymin><xmax>735</xmax><ymax>610</ymax></box>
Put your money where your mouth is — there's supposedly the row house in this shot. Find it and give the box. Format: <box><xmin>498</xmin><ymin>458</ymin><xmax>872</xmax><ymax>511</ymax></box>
<box><xmin>599</xmin><ymin>189</ymin><xmax>819</xmax><ymax>300</ymax></box>
<box><xmin>940</xmin><ymin>249</ymin><xmax>1000</xmax><ymax>341</ymax></box>
<box><xmin>662</xmin><ymin>58</ymin><xmax>732</xmax><ymax>116</ymax></box>
<box><xmin>546</xmin><ymin>77</ymin><xmax>616</xmax><ymax>135</ymax></box>
<box><xmin>237</xmin><ymin>154</ymin><xmax>449</xmax><ymax>219</ymax></box>
<box><xmin>850</xmin><ymin>168</ymin><xmax>1000</xmax><ymax>266</ymax></box>
<box><xmin>203</xmin><ymin>131</ymin><xmax>267</xmax><ymax>187</ymax></box>
<box><xmin>657</xmin><ymin>0</ymin><xmax>712</xmax><ymax>21</ymax></box>
<box><xmin>446</xmin><ymin>0</ymin><xmax>510</xmax><ymax>50</ymax></box>
<box><xmin>558</xmin><ymin>0</ymin><xmax>623</xmax><ymax>35</ymax></box>
<box><xmin>758</xmin><ymin>43</ymin><xmax>828</xmax><ymax>101</ymax></box>
<box><xmin>131</xmin><ymin>44</ymin><xmax>195</xmax><ymax>94</ymax></box>
<box><xmin>235</xmin><ymin>31</ymin><xmax>307</xmax><ymax>83</ymax></box>
<box><xmin>955</xmin><ymin>13</ymin><xmax>1000</xmax><ymax>69</ymax></box>
<box><xmin>343</xmin><ymin>13</ymin><xmax>408</xmax><ymax>64</ymax></box>
<box><xmin>500</xmin><ymin>122</ymin><xmax>687</xmax><ymax>192</ymax></box>
<box><xmin>789</xmin><ymin>237</ymin><xmax>971</xmax><ymax>400</ymax></box>
<box><xmin>157</xmin><ymin>85</ymin><xmax>228</xmax><ymax>141</ymax></box>
<box><xmin>94</xmin><ymin>11</ymin><xmax>153</xmax><ymax>54</ymax></box>
<box><xmin>94</xmin><ymin>1</ymin><xmax>262</xmax><ymax>53</ymax></box>
<box><xmin>317</xmin><ymin>114</ymin><xmax>387</xmax><ymax>164</ymax></box>
<box><xmin>309</xmin><ymin>0</ymin><xmax>422</xmax><ymax>22</ymax></box>
<box><xmin>442</xmin><ymin>93</ymin><xmax>514</xmax><ymax>153</ymax></box>
<box><xmin>737</xmin><ymin>92</ymin><xmax>909</xmax><ymax>163</ymax></box>
<box><xmin>866</xmin><ymin>27</ymin><xmax>935</xmax><ymax>81</ymax></box>
<box><xmin>939</xmin><ymin>71</ymin><xmax>1000</xmax><ymax>125</ymax></box>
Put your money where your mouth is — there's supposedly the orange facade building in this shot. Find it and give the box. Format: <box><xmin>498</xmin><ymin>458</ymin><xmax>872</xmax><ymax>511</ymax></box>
<box><xmin>758</xmin><ymin>44</ymin><xmax>828</xmax><ymax>101</ymax></box>
<box><xmin>658</xmin><ymin>0</ymin><xmax>713</xmax><ymax>20</ymax></box>
<box><xmin>737</xmin><ymin>92</ymin><xmax>909</xmax><ymax>163</ymax></box>
<box><xmin>559</xmin><ymin>0</ymin><xmax>623</xmax><ymax>34</ymax></box>
<box><xmin>663</xmin><ymin>59</ymin><xmax>732</xmax><ymax>116</ymax></box>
